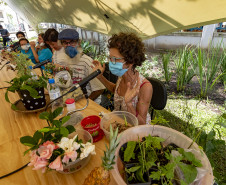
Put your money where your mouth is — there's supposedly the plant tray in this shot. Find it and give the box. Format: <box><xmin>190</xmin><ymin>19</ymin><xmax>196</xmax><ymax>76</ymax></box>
<box><xmin>12</xmin><ymin>94</ymin><xmax>50</xmax><ymax>113</ymax></box>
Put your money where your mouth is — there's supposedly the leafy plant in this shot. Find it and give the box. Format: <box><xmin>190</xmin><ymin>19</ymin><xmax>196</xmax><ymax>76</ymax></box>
<box><xmin>20</xmin><ymin>107</ymin><xmax>96</xmax><ymax>173</ymax></box>
<box><xmin>192</xmin><ymin>46</ymin><xmax>225</xmax><ymax>98</ymax></box>
<box><xmin>5</xmin><ymin>53</ymin><xmax>47</xmax><ymax>109</ymax></box>
<box><xmin>20</xmin><ymin>107</ymin><xmax>74</xmax><ymax>155</ymax></box>
<box><xmin>174</xmin><ymin>45</ymin><xmax>197</xmax><ymax>91</ymax></box>
<box><xmin>122</xmin><ymin>135</ymin><xmax>202</xmax><ymax>184</ymax></box>
<box><xmin>162</xmin><ymin>52</ymin><xmax>172</xmax><ymax>84</ymax></box>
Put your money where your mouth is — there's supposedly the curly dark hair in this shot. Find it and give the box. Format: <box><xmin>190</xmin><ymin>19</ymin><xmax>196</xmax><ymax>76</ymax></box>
<box><xmin>108</xmin><ymin>32</ymin><xmax>146</xmax><ymax>72</ymax></box>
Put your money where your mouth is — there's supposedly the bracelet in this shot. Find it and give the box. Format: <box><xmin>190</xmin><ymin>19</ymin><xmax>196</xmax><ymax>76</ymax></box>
<box><xmin>136</xmin><ymin>110</ymin><xmax>139</xmax><ymax>117</ymax></box>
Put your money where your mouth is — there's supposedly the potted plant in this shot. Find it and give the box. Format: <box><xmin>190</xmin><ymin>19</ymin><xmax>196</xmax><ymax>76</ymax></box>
<box><xmin>20</xmin><ymin>107</ymin><xmax>96</xmax><ymax>173</ymax></box>
<box><xmin>5</xmin><ymin>52</ymin><xmax>48</xmax><ymax>110</ymax></box>
<box><xmin>119</xmin><ymin>135</ymin><xmax>203</xmax><ymax>185</ymax></box>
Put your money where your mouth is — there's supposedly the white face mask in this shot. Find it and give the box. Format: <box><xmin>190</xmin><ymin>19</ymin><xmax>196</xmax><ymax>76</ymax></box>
<box><xmin>21</xmin><ymin>44</ymin><xmax>30</xmax><ymax>51</ymax></box>
<box><xmin>40</xmin><ymin>42</ymin><xmax>45</xmax><ymax>47</ymax></box>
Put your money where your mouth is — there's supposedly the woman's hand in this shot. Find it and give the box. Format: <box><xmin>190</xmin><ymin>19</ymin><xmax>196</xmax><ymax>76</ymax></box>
<box><xmin>92</xmin><ymin>60</ymin><xmax>105</xmax><ymax>75</ymax></box>
<box><xmin>125</xmin><ymin>77</ymin><xmax>140</xmax><ymax>105</ymax></box>
<box><xmin>30</xmin><ymin>41</ymin><xmax>36</xmax><ymax>48</ymax></box>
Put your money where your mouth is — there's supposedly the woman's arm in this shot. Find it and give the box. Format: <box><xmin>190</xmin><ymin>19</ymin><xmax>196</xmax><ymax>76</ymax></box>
<box><xmin>92</xmin><ymin>60</ymin><xmax>116</xmax><ymax>93</ymax></box>
<box><xmin>30</xmin><ymin>41</ymin><xmax>39</xmax><ymax>63</ymax></box>
<box><xmin>125</xmin><ymin>79</ymin><xmax>153</xmax><ymax>125</ymax></box>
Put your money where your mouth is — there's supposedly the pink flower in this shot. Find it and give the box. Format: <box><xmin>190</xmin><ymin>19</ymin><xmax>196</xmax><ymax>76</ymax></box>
<box><xmin>62</xmin><ymin>151</ymin><xmax>78</xmax><ymax>164</ymax></box>
<box><xmin>38</xmin><ymin>141</ymin><xmax>56</xmax><ymax>159</ymax></box>
<box><xmin>38</xmin><ymin>146</ymin><xmax>53</xmax><ymax>159</ymax></box>
<box><xmin>49</xmin><ymin>156</ymin><xmax>63</xmax><ymax>171</ymax></box>
<box><xmin>32</xmin><ymin>157</ymin><xmax>48</xmax><ymax>172</ymax></box>
<box><xmin>28</xmin><ymin>150</ymin><xmax>38</xmax><ymax>167</ymax></box>
<box><xmin>43</xmin><ymin>141</ymin><xmax>59</xmax><ymax>149</ymax></box>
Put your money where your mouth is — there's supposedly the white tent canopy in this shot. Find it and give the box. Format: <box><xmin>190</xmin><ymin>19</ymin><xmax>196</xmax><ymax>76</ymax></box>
<box><xmin>5</xmin><ymin>0</ymin><xmax>226</xmax><ymax>39</ymax></box>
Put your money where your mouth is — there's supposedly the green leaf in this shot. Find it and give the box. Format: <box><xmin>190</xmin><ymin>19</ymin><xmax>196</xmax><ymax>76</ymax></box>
<box><xmin>11</xmin><ymin>103</ymin><xmax>18</xmax><ymax>110</ymax></box>
<box><xmin>39</xmin><ymin>128</ymin><xmax>51</xmax><ymax>132</ymax></box>
<box><xmin>222</xmin><ymin>113</ymin><xmax>226</xmax><ymax>119</ymax></box>
<box><xmin>52</xmin><ymin>107</ymin><xmax>63</xmax><ymax>119</ymax></box>
<box><xmin>33</xmin><ymin>131</ymin><xmax>43</xmax><ymax>144</ymax></box>
<box><xmin>135</xmin><ymin>167</ymin><xmax>146</xmax><ymax>183</ymax></box>
<box><xmin>20</xmin><ymin>136</ymin><xmax>36</xmax><ymax>146</ymax></box>
<box><xmin>39</xmin><ymin>112</ymin><xmax>49</xmax><ymax>120</ymax></box>
<box><xmin>53</xmin><ymin>120</ymin><xmax>61</xmax><ymax>127</ymax></box>
<box><xmin>66</xmin><ymin>125</ymin><xmax>75</xmax><ymax>134</ymax></box>
<box><xmin>126</xmin><ymin>166</ymin><xmax>141</xmax><ymax>173</ymax></box>
<box><xmin>60</xmin><ymin>127</ymin><xmax>69</xmax><ymax>137</ymax></box>
<box><xmin>124</xmin><ymin>141</ymin><xmax>137</xmax><ymax>162</ymax></box>
<box><xmin>150</xmin><ymin>170</ymin><xmax>161</xmax><ymax>180</ymax></box>
<box><xmin>178</xmin><ymin>148</ymin><xmax>202</xmax><ymax>167</ymax></box>
<box><xmin>178</xmin><ymin>163</ymin><xmax>197</xmax><ymax>184</ymax></box>
<box><xmin>61</xmin><ymin>116</ymin><xmax>70</xmax><ymax>124</ymax></box>
<box><xmin>5</xmin><ymin>91</ymin><xmax>10</xmax><ymax>103</ymax></box>
<box><xmin>20</xmin><ymin>85</ymin><xmax>40</xmax><ymax>98</ymax></box>
<box><xmin>23</xmin><ymin>148</ymin><xmax>32</xmax><ymax>156</ymax></box>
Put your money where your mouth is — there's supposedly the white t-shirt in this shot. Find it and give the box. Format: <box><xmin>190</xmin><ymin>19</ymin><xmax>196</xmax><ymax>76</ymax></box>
<box><xmin>52</xmin><ymin>47</ymin><xmax>105</xmax><ymax>104</ymax></box>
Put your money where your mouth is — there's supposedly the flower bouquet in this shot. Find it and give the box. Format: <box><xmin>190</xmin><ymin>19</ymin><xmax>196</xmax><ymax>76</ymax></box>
<box><xmin>20</xmin><ymin>107</ymin><xmax>96</xmax><ymax>173</ymax></box>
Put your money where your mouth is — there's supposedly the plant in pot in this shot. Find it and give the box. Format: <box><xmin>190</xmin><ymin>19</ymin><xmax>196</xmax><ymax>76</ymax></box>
<box><xmin>20</xmin><ymin>107</ymin><xmax>96</xmax><ymax>173</ymax></box>
<box><xmin>5</xmin><ymin>52</ymin><xmax>48</xmax><ymax>110</ymax></box>
<box><xmin>119</xmin><ymin>135</ymin><xmax>203</xmax><ymax>185</ymax></box>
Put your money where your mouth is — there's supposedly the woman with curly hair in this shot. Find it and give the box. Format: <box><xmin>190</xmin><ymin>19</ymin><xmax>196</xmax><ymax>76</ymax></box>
<box><xmin>92</xmin><ymin>32</ymin><xmax>153</xmax><ymax>124</ymax></box>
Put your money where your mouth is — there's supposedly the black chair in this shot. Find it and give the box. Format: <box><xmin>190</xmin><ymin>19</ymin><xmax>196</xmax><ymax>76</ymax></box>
<box><xmin>147</xmin><ymin>77</ymin><xmax>167</xmax><ymax>119</ymax></box>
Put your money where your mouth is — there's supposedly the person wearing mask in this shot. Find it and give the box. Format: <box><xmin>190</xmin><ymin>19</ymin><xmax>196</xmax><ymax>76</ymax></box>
<box><xmin>92</xmin><ymin>32</ymin><xmax>153</xmax><ymax>125</ymax></box>
<box><xmin>29</xmin><ymin>33</ymin><xmax>52</xmax><ymax>69</ymax></box>
<box><xmin>11</xmin><ymin>31</ymin><xmax>25</xmax><ymax>52</ymax></box>
<box><xmin>43</xmin><ymin>28</ymin><xmax>63</xmax><ymax>67</ymax></box>
<box><xmin>55</xmin><ymin>29</ymin><xmax>105</xmax><ymax>103</ymax></box>
<box><xmin>19</xmin><ymin>38</ymin><xmax>36</xmax><ymax>64</ymax></box>
<box><xmin>0</xmin><ymin>25</ymin><xmax>10</xmax><ymax>47</ymax></box>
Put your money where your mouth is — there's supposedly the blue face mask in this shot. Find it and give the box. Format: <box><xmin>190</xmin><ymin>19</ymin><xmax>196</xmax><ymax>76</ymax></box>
<box><xmin>109</xmin><ymin>61</ymin><xmax>128</xmax><ymax>77</ymax></box>
<box><xmin>65</xmin><ymin>46</ymin><xmax>78</xmax><ymax>58</ymax></box>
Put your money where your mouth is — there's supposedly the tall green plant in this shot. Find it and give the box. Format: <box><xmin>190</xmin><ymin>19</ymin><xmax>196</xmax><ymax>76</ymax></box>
<box><xmin>192</xmin><ymin>46</ymin><xmax>225</xmax><ymax>98</ymax></box>
<box><xmin>174</xmin><ymin>46</ymin><xmax>197</xmax><ymax>91</ymax></box>
<box><xmin>162</xmin><ymin>52</ymin><xmax>172</xmax><ymax>84</ymax></box>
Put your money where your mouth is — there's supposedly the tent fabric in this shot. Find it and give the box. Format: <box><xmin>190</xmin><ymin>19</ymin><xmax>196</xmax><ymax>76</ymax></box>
<box><xmin>5</xmin><ymin>0</ymin><xmax>226</xmax><ymax>39</ymax></box>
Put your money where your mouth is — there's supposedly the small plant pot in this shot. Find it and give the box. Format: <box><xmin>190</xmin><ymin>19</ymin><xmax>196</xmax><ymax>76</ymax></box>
<box><xmin>119</xmin><ymin>142</ymin><xmax>140</xmax><ymax>165</ymax></box>
<box><xmin>125</xmin><ymin>163</ymin><xmax>151</xmax><ymax>185</ymax></box>
<box><xmin>17</xmin><ymin>87</ymin><xmax>46</xmax><ymax>110</ymax></box>
<box><xmin>81</xmin><ymin>115</ymin><xmax>101</xmax><ymax>140</ymax></box>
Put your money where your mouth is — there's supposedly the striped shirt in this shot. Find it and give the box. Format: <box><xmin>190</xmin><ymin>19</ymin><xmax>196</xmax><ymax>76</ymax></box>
<box><xmin>52</xmin><ymin>47</ymin><xmax>105</xmax><ymax>104</ymax></box>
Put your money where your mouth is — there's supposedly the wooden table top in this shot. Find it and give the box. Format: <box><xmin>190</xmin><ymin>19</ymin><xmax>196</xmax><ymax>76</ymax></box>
<box><xmin>0</xmin><ymin>59</ymin><xmax>117</xmax><ymax>185</ymax></box>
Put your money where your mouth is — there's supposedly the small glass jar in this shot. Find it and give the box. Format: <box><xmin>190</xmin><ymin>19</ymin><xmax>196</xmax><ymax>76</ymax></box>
<box><xmin>65</xmin><ymin>98</ymin><xmax>76</xmax><ymax>112</ymax></box>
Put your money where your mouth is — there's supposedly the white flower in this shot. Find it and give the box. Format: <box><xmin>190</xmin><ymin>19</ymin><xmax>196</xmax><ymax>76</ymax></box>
<box><xmin>80</xmin><ymin>142</ymin><xmax>96</xmax><ymax>160</ymax></box>
<box><xmin>58</xmin><ymin>135</ymin><xmax>81</xmax><ymax>152</ymax></box>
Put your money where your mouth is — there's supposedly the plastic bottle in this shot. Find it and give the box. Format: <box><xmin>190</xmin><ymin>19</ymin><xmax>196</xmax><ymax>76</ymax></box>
<box><xmin>28</xmin><ymin>66</ymin><xmax>38</xmax><ymax>80</ymax></box>
<box><xmin>48</xmin><ymin>78</ymin><xmax>64</xmax><ymax>114</ymax></box>
<box><xmin>65</xmin><ymin>98</ymin><xmax>76</xmax><ymax>112</ymax></box>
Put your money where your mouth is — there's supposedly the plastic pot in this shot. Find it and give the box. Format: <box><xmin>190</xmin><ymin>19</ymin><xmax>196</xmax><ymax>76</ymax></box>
<box><xmin>81</xmin><ymin>115</ymin><xmax>101</xmax><ymax>137</ymax></box>
<box><xmin>112</xmin><ymin>125</ymin><xmax>213</xmax><ymax>185</ymax></box>
<box><xmin>58</xmin><ymin>129</ymin><xmax>93</xmax><ymax>174</ymax></box>
<box><xmin>100</xmin><ymin>111</ymin><xmax>138</xmax><ymax>140</ymax></box>
<box><xmin>17</xmin><ymin>87</ymin><xmax>46</xmax><ymax>110</ymax></box>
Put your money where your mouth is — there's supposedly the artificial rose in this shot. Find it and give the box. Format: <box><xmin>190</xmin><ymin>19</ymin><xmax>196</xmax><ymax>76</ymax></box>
<box><xmin>32</xmin><ymin>157</ymin><xmax>48</xmax><ymax>172</ymax></box>
<box><xmin>49</xmin><ymin>156</ymin><xmax>63</xmax><ymax>171</ymax></box>
<box><xmin>38</xmin><ymin>144</ymin><xmax>55</xmax><ymax>159</ymax></box>
<box><xmin>28</xmin><ymin>150</ymin><xmax>38</xmax><ymax>166</ymax></box>
<box><xmin>80</xmin><ymin>142</ymin><xmax>96</xmax><ymax>159</ymax></box>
